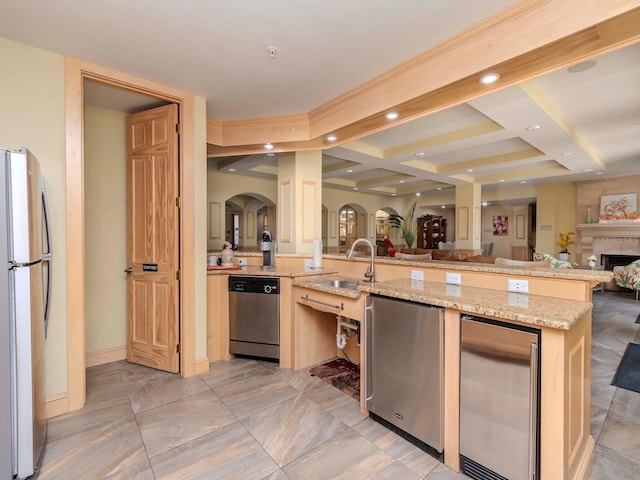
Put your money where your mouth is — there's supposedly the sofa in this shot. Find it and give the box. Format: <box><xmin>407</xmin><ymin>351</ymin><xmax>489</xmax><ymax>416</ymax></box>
<box><xmin>398</xmin><ymin>247</ymin><xmax>484</xmax><ymax>261</ymax></box>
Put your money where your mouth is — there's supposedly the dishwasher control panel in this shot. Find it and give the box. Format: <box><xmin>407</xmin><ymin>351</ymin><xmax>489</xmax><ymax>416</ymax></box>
<box><xmin>228</xmin><ymin>276</ymin><xmax>279</xmax><ymax>294</ymax></box>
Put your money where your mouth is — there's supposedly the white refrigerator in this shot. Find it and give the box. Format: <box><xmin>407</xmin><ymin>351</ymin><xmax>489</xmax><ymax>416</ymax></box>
<box><xmin>1</xmin><ymin>148</ymin><xmax>51</xmax><ymax>479</ymax></box>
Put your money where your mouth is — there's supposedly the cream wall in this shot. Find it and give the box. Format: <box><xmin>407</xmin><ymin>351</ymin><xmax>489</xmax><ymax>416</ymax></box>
<box><xmin>0</xmin><ymin>37</ymin><xmax>68</xmax><ymax>396</ymax></box>
<box><xmin>536</xmin><ymin>183</ymin><xmax>577</xmax><ymax>258</ymax></box>
<box><xmin>84</xmin><ymin>105</ymin><xmax>127</xmax><ymax>354</ymax></box>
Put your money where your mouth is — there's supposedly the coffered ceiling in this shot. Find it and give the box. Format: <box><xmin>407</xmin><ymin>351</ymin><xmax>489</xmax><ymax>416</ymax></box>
<box><xmin>211</xmin><ymin>42</ymin><xmax>640</xmax><ymax>197</ymax></box>
<box><xmin>2</xmin><ymin>1</ymin><xmax>639</xmax><ymax>198</ymax></box>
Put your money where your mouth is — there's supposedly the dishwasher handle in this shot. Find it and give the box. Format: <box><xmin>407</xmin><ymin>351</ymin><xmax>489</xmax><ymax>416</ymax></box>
<box><xmin>364</xmin><ymin>299</ymin><xmax>374</xmax><ymax>409</ymax></box>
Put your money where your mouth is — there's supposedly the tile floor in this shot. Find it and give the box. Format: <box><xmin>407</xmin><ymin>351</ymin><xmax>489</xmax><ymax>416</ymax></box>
<box><xmin>38</xmin><ymin>291</ymin><xmax>640</xmax><ymax>479</ymax></box>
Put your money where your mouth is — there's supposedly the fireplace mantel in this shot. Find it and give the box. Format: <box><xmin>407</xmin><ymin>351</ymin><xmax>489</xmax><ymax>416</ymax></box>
<box><xmin>576</xmin><ymin>223</ymin><xmax>640</xmax><ymax>263</ymax></box>
<box><xmin>575</xmin><ymin>223</ymin><xmax>640</xmax><ymax>238</ymax></box>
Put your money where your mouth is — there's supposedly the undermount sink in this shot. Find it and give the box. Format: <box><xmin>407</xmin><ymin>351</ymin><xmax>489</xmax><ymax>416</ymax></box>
<box><xmin>317</xmin><ymin>279</ymin><xmax>360</xmax><ymax>290</ymax></box>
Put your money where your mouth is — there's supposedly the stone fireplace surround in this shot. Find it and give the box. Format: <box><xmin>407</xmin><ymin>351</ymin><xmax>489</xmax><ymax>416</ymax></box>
<box><xmin>576</xmin><ymin>223</ymin><xmax>640</xmax><ymax>289</ymax></box>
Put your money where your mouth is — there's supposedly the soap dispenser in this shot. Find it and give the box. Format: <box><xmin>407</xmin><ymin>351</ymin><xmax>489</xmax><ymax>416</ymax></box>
<box><xmin>220</xmin><ymin>241</ymin><xmax>234</xmax><ymax>267</ymax></box>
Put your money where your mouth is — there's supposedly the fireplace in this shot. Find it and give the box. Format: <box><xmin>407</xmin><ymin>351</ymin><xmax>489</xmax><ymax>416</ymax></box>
<box><xmin>600</xmin><ymin>254</ymin><xmax>640</xmax><ymax>271</ymax></box>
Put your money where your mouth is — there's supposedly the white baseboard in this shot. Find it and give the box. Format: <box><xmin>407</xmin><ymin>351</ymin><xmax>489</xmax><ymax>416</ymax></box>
<box><xmin>86</xmin><ymin>345</ymin><xmax>127</xmax><ymax>367</ymax></box>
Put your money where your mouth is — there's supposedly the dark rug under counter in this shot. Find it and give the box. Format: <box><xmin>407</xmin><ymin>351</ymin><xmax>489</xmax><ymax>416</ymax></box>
<box><xmin>612</xmin><ymin>343</ymin><xmax>640</xmax><ymax>394</ymax></box>
<box><xmin>309</xmin><ymin>358</ymin><xmax>360</xmax><ymax>401</ymax></box>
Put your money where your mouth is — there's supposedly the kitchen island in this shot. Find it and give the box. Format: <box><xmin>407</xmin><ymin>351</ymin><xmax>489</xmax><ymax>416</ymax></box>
<box><xmin>209</xmin><ymin>254</ymin><xmax>612</xmax><ymax>479</ymax></box>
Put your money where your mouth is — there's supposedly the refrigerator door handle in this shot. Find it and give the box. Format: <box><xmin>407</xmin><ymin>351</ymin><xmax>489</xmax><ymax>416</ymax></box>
<box><xmin>41</xmin><ymin>177</ymin><xmax>52</xmax><ymax>338</ymax></box>
<box><xmin>529</xmin><ymin>341</ymin><xmax>539</xmax><ymax>480</ymax></box>
<box><xmin>364</xmin><ymin>299</ymin><xmax>374</xmax><ymax>409</ymax></box>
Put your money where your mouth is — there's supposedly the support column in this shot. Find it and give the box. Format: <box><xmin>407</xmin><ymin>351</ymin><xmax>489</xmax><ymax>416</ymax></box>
<box><xmin>455</xmin><ymin>183</ymin><xmax>481</xmax><ymax>250</ymax></box>
<box><xmin>277</xmin><ymin>150</ymin><xmax>323</xmax><ymax>254</ymax></box>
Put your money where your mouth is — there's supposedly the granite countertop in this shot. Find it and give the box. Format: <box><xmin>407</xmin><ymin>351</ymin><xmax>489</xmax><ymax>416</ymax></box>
<box><xmin>207</xmin><ymin>264</ymin><xmax>338</xmax><ymax>278</ymax></box>
<box><xmin>359</xmin><ymin>278</ymin><xmax>591</xmax><ymax>330</ymax></box>
<box><xmin>293</xmin><ymin>276</ymin><xmax>365</xmax><ymax>299</ymax></box>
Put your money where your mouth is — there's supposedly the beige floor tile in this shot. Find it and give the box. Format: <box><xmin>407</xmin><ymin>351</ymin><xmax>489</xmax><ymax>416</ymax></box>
<box><xmin>125</xmin><ymin>372</ymin><xmax>210</xmax><ymax>413</ymax></box>
<box><xmin>136</xmin><ymin>390</ymin><xmax>236</xmax><ymax>457</ymax></box>
<box><xmin>243</xmin><ymin>393</ymin><xmax>348</xmax><ymax>467</ymax></box>
<box><xmin>39</xmin><ymin>419</ymin><xmax>146</xmax><ymax>480</ymax></box>
<box><xmin>149</xmin><ymin>422</ymin><xmax>279</xmax><ymax>480</ymax></box>
<box><xmin>283</xmin><ymin>428</ymin><xmax>420</xmax><ymax>480</ymax></box>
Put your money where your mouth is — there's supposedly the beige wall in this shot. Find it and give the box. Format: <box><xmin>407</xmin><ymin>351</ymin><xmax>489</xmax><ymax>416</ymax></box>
<box><xmin>576</xmin><ymin>175</ymin><xmax>640</xmax><ymax>224</ymax></box>
<box><xmin>1</xmin><ymin>35</ymin><xmax>208</xmax><ymax>400</ymax></box>
<box><xmin>0</xmin><ymin>37</ymin><xmax>68</xmax><ymax>397</ymax></box>
<box><xmin>84</xmin><ymin>105</ymin><xmax>127</xmax><ymax>354</ymax></box>
<box><xmin>536</xmin><ymin>183</ymin><xmax>577</xmax><ymax>258</ymax></box>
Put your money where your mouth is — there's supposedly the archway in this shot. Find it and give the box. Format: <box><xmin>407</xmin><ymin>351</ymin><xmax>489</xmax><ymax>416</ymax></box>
<box><xmin>338</xmin><ymin>203</ymin><xmax>367</xmax><ymax>253</ymax></box>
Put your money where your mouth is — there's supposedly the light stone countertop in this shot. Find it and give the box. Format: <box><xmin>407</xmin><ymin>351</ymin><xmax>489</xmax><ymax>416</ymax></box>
<box><xmin>322</xmin><ymin>254</ymin><xmax>613</xmax><ymax>282</ymax></box>
<box><xmin>207</xmin><ymin>264</ymin><xmax>338</xmax><ymax>278</ymax></box>
<box><xmin>359</xmin><ymin>278</ymin><xmax>592</xmax><ymax>330</ymax></box>
<box><xmin>293</xmin><ymin>276</ymin><xmax>364</xmax><ymax>299</ymax></box>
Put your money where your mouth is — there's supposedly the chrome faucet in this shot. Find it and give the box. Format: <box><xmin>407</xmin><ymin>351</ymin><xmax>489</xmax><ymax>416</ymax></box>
<box><xmin>347</xmin><ymin>238</ymin><xmax>375</xmax><ymax>283</ymax></box>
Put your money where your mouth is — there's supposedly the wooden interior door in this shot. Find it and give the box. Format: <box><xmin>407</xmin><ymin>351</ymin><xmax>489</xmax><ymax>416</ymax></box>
<box><xmin>125</xmin><ymin>104</ymin><xmax>180</xmax><ymax>372</ymax></box>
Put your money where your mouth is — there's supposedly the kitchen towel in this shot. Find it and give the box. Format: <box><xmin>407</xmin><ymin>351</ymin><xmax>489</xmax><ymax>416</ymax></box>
<box><xmin>312</xmin><ymin>239</ymin><xmax>323</xmax><ymax>269</ymax></box>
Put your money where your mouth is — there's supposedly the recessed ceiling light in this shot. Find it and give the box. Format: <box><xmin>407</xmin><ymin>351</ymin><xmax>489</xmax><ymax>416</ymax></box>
<box><xmin>479</xmin><ymin>72</ymin><xmax>500</xmax><ymax>85</ymax></box>
<box><xmin>346</xmin><ymin>169</ymin><xmax>353</xmax><ymax>173</ymax></box>
<box><xmin>520</xmin><ymin>180</ymin><xmax>527</xmax><ymax>184</ymax></box>
<box><xmin>415</xmin><ymin>152</ymin><xmax>425</xmax><ymax>157</ymax></box>
<box><xmin>392</xmin><ymin>193</ymin><xmax>396</xmax><ymax>196</ymax></box>
<box><xmin>399</xmin><ymin>180</ymin><xmax>405</xmax><ymax>183</ymax></box>
<box><xmin>595</xmin><ymin>171</ymin><xmax>604</xmax><ymax>175</ymax></box>
<box><xmin>385</xmin><ymin>112</ymin><xmax>399</xmax><ymax>120</ymax></box>
<box><xmin>436</xmin><ymin>187</ymin><xmax>442</xmax><ymax>191</ymax></box>
<box><xmin>482</xmin><ymin>202</ymin><xmax>488</xmax><ymax>206</ymax></box>
<box><xmin>441</xmin><ymin>205</ymin><xmax>446</xmax><ymax>209</ymax></box>
<box><xmin>465</xmin><ymin>168</ymin><xmax>474</xmax><ymax>173</ymax></box>
<box><xmin>353</xmin><ymin>187</ymin><xmax>358</xmax><ymax>191</ymax></box>
<box><xmin>264</xmin><ymin>143</ymin><xmax>274</xmax><ymax>150</ymax></box>
<box><xmin>266</xmin><ymin>152</ymin><xmax>275</xmax><ymax>157</ymax></box>
<box><xmin>526</xmin><ymin>125</ymin><xmax>541</xmax><ymax>131</ymax></box>
<box><xmin>498</xmin><ymin>179</ymin><xmax>505</xmax><ymax>183</ymax></box>
<box><xmin>416</xmin><ymin>192</ymin><xmax>421</xmax><ymax>196</ymax></box>
<box><xmin>228</xmin><ymin>168</ymin><xmax>236</xmax><ymax>172</ymax></box>
<box><xmin>327</xmin><ymin>134</ymin><xmax>337</xmax><ymax>142</ymax></box>
<box><xmin>561</xmin><ymin>152</ymin><xmax>574</xmax><ymax>157</ymax></box>
<box><xmin>583</xmin><ymin>168</ymin><xmax>593</xmax><ymax>172</ymax></box>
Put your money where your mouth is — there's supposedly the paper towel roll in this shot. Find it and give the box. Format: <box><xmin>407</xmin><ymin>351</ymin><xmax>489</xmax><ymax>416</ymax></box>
<box><xmin>312</xmin><ymin>239</ymin><xmax>323</xmax><ymax>268</ymax></box>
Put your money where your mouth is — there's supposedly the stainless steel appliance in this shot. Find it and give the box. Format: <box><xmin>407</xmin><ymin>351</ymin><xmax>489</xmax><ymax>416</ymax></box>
<box><xmin>365</xmin><ymin>295</ymin><xmax>444</xmax><ymax>452</ymax></box>
<box><xmin>229</xmin><ymin>276</ymin><xmax>279</xmax><ymax>360</ymax></box>
<box><xmin>2</xmin><ymin>148</ymin><xmax>52</xmax><ymax>479</ymax></box>
<box><xmin>460</xmin><ymin>315</ymin><xmax>540</xmax><ymax>480</ymax></box>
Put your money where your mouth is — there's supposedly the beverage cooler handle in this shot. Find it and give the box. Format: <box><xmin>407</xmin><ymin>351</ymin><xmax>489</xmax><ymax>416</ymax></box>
<box><xmin>364</xmin><ymin>299</ymin><xmax>374</xmax><ymax>409</ymax></box>
<box><xmin>529</xmin><ymin>341</ymin><xmax>539</xmax><ymax>480</ymax></box>
<box><xmin>41</xmin><ymin>177</ymin><xmax>52</xmax><ymax>338</ymax></box>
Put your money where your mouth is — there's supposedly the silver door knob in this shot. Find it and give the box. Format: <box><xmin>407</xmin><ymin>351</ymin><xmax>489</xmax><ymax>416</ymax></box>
<box><xmin>124</xmin><ymin>267</ymin><xmax>133</xmax><ymax>273</ymax></box>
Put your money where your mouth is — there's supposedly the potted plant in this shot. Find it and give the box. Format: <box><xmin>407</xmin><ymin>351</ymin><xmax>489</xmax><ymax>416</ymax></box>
<box><xmin>587</xmin><ymin>254</ymin><xmax>597</xmax><ymax>268</ymax></box>
<box><xmin>557</xmin><ymin>231</ymin><xmax>575</xmax><ymax>261</ymax></box>
<box><xmin>389</xmin><ymin>201</ymin><xmax>418</xmax><ymax>248</ymax></box>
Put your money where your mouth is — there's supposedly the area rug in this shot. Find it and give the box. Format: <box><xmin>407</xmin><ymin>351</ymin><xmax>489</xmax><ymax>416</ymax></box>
<box><xmin>612</xmin><ymin>343</ymin><xmax>640</xmax><ymax>394</ymax></box>
<box><xmin>310</xmin><ymin>359</ymin><xmax>360</xmax><ymax>401</ymax></box>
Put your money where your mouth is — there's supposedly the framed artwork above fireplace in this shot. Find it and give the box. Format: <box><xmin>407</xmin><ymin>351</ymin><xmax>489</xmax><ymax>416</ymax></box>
<box><xmin>599</xmin><ymin>194</ymin><xmax>639</xmax><ymax>223</ymax></box>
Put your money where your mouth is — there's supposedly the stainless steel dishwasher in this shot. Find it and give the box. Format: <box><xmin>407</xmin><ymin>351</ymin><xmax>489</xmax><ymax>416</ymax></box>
<box><xmin>229</xmin><ymin>276</ymin><xmax>279</xmax><ymax>360</ymax></box>
<box><xmin>460</xmin><ymin>315</ymin><xmax>540</xmax><ymax>480</ymax></box>
<box><xmin>365</xmin><ymin>295</ymin><xmax>444</xmax><ymax>453</ymax></box>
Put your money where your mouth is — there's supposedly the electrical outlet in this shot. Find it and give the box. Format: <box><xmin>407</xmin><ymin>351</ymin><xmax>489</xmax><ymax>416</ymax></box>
<box><xmin>508</xmin><ymin>292</ymin><xmax>529</xmax><ymax>307</ymax></box>
<box><xmin>237</xmin><ymin>258</ymin><xmax>247</xmax><ymax>266</ymax></box>
<box><xmin>411</xmin><ymin>270</ymin><xmax>424</xmax><ymax>281</ymax></box>
<box><xmin>508</xmin><ymin>278</ymin><xmax>529</xmax><ymax>293</ymax></box>
<box><xmin>445</xmin><ymin>272</ymin><xmax>461</xmax><ymax>285</ymax></box>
